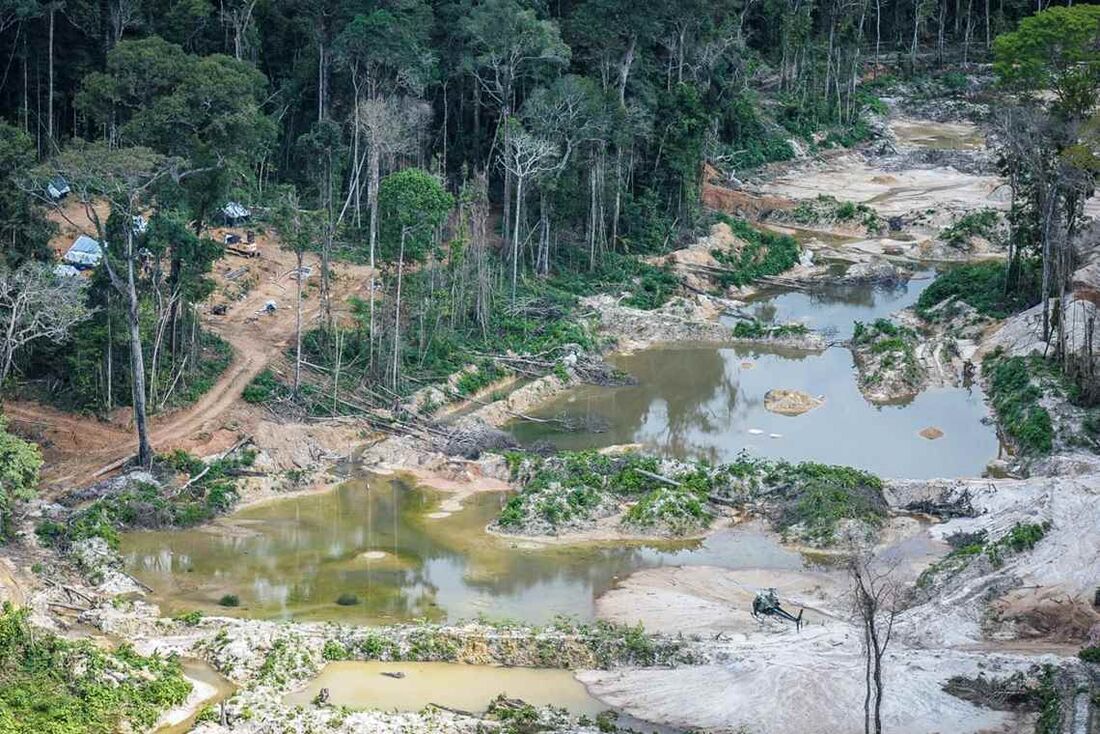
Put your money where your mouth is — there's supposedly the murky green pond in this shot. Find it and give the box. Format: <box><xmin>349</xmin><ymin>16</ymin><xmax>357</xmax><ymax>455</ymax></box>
<box><xmin>511</xmin><ymin>276</ymin><xmax>1000</xmax><ymax>478</ymax></box>
<box><xmin>122</xmin><ymin>477</ymin><xmax>802</xmax><ymax>624</ymax></box>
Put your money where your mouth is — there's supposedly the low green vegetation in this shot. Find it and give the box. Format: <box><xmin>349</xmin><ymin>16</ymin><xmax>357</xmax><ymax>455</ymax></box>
<box><xmin>329</xmin><ymin>616</ymin><xmax>688</xmax><ymax>670</ymax></box>
<box><xmin>1079</xmin><ymin>646</ymin><xmax>1100</xmax><ymax>664</ymax></box>
<box><xmin>916</xmin><ymin>262</ymin><xmax>1039</xmax><ymax>321</ymax></box>
<box><xmin>983</xmin><ymin>351</ymin><xmax>1055</xmax><ymax>455</ymax></box>
<box><xmin>0</xmin><ymin>415</ymin><xmax>42</xmax><ymax>541</ymax></box>
<box><xmin>166</xmin><ymin>333</ymin><xmax>234</xmax><ymax>409</ymax></box>
<box><xmin>498</xmin><ymin>451</ymin><xmax>711</xmax><ymax>536</ymax></box>
<box><xmin>939</xmin><ymin>209</ymin><xmax>1000</xmax><ymax>248</ymax></box>
<box><xmin>622</xmin><ymin>484</ymin><xmax>712</xmax><ymax>536</ymax></box>
<box><xmin>761</xmin><ymin>461</ymin><xmax>887</xmax><ymax>545</ymax></box>
<box><xmin>852</xmin><ymin>318</ymin><xmax>921</xmax><ymax>392</ymax></box>
<box><xmin>489</xmin><ymin>696</ymin><xmax>543</xmax><ymax>734</ymax></box>
<box><xmin>454</xmin><ymin>359</ymin><xmax>508</xmax><ymax>397</ymax></box>
<box><xmin>36</xmin><ymin>449</ymin><xmax>254</xmax><ymax>549</ymax></box>
<box><xmin>0</xmin><ymin>604</ymin><xmax>191</xmax><ymax>734</ymax></box>
<box><xmin>322</xmin><ymin>640</ymin><xmax>349</xmax><ymax>661</ymax></box>
<box><xmin>917</xmin><ymin>521</ymin><xmax>1050</xmax><ymax>589</ymax></box>
<box><xmin>242</xmin><ymin>369</ymin><xmax>287</xmax><ymax>404</ymax></box>
<box><xmin>173</xmin><ymin>610</ymin><xmax>204</xmax><ymax>626</ymax></box>
<box><xmin>787</xmin><ymin>195</ymin><xmax>883</xmax><ymax>233</ymax></box>
<box><xmin>550</xmin><ymin>252</ymin><xmax>681</xmax><ymax>310</ymax></box>
<box><xmin>218</xmin><ymin>594</ymin><xmax>241</xmax><ymax>607</ymax></box>
<box><xmin>732</xmin><ymin>319</ymin><xmax>809</xmax><ymax>340</ymax></box>
<box><xmin>1034</xmin><ymin>665</ymin><xmax>1063</xmax><ymax>734</ymax></box>
<box><xmin>499</xmin><ymin>451</ymin><xmax>886</xmax><ymax>546</ymax></box>
<box><xmin>292</xmin><ymin>272</ymin><xmax>601</xmax><ymax>403</ymax></box>
<box><xmin>710</xmin><ymin>215</ymin><xmax>801</xmax><ymax>287</ymax></box>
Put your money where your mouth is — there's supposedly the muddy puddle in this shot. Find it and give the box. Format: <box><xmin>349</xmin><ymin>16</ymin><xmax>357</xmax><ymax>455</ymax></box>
<box><xmin>284</xmin><ymin>661</ymin><xmax>603</xmax><ymax>713</ymax></box>
<box><xmin>155</xmin><ymin>659</ymin><xmax>235</xmax><ymax>734</ymax></box>
<box><xmin>122</xmin><ymin>478</ymin><xmax>804</xmax><ymax>624</ymax></box>
<box><xmin>890</xmin><ymin>119</ymin><xmax>985</xmax><ymax>150</ymax></box>
<box><xmin>511</xmin><ymin>276</ymin><xmax>999</xmax><ymax>478</ymax></box>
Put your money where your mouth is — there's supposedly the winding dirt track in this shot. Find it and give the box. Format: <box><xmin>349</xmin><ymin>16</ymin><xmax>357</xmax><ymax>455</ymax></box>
<box><xmin>4</xmin><ymin>242</ymin><xmax>372</xmax><ymax>494</ymax></box>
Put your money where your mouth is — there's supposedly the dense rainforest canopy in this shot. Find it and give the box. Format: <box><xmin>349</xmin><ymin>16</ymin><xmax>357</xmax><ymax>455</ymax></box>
<box><xmin>0</xmin><ymin>0</ymin><xmax>1094</xmax><ymax>465</ymax></box>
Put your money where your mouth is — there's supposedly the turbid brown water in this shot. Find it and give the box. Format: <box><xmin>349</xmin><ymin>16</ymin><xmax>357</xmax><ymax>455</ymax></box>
<box><xmin>123</xmin><ymin>272</ymin><xmax>997</xmax><ymax>622</ymax></box>
<box><xmin>283</xmin><ymin>661</ymin><xmax>606</xmax><ymax>714</ymax></box>
<box><xmin>890</xmin><ymin>119</ymin><xmax>985</xmax><ymax>150</ymax></box>
<box><xmin>122</xmin><ymin>477</ymin><xmax>803</xmax><ymax>623</ymax></box>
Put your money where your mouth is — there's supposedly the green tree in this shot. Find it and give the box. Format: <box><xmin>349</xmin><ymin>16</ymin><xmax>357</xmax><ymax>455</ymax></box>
<box><xmin>377</xmin><ymin>168</ymin><xmax>454</xmax><ymax>264</ymax></box>
<box><xmin>77</xmin><ymin>39</ymin><xmax>275</xmax><ymax>233</ymax></box>
<box><xmin>377</xmin><ymin>167</ymin><xmax>453</xmax><ymax>391</ymax></box>
<box><xmin>34</xmin><ymin>144</ymin><xmax>185</xmax><ymax>467</ymax></box>
<box><xmin>993</xmin><ymin>5</ymin><xmax>1100</xmax><ymax>119</ymax></box>
<box><xmin>462</xmin><ymin>0</ymin><xmax>569</xmax><ymax>245</ymax></box>
<box><xmin>0</xmin><ymin>123</ymin><xmax>54</xmax><ymax>266</ymax></box>
<box><xmin>0</xmin><ymin>415</ymin><xmax>41</xmax><ymax>540</ymax></box>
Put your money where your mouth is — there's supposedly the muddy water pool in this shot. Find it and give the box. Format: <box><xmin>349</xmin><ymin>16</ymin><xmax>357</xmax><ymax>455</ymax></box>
<box><xmin>511</xmin><ymin>276</ymin><xmax>999</xmax><ymax>478</ymax></box>
<box><xmin>124</xmin><ymin>274</ymin><xmax>997</xmax><ymax>622</ymax></box>
<box><xmin>122</xmin><ymin>478</ymin><xmax>803</xmax><ymax>624</ymax></box>
<box><xmin>890</xmin><ymin>119</ymin><xmax>985</xmax><ymax>150</ymax></box>
<box><xmin>283</xmin><ymin>661</ymin><xmax>605</xmax><ymax>714</ymax></box>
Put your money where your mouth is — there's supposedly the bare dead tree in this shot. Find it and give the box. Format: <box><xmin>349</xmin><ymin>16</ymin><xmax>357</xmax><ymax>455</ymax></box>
<box><xmin>0</xmin><ymin>261</ymin><xmax>91</xmax><ymax>386</ymax></box>
<box><xmin>354</xmin><ymin>96</ymin><xmax>425</xmax><ymax>363</ymax></box>
<box><xmin>849</xmin><ymin>553</ymin><xmax>903</xmax><ymax>734</ymax></box>
<box><xmin>500</xmin><ymin>123</ymin><xmax>558</xmax><ymax>301</ymax></box>
<box><xmin>221</xmin><ymin>0</ymin><xmax>259</xmax><ymax>61</ymax></box>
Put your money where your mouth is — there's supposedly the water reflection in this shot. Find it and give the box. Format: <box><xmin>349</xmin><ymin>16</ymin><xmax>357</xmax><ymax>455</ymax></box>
<box><xmin>511</xmin><ymin>345</ymin><xmax>997</xmax><ymax>478</ymax></box>
<box><xmin>122</xmin><ymin>478</ymin><xmax>802</xmax><ymax>624</ymax></box>
<box><xmin>511</xmin><ymin>274</ymin><xmax>998</xmax><ymax>478</ymax></box>
<box><xmin>740</xmin><ymin>272</ymin><xmax>935</xmax><ymax>339</ymax></box>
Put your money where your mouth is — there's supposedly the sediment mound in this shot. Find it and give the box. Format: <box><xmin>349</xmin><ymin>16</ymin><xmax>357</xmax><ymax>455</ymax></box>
<box><xmin>763</xmin><ymin>389</ymin><xmax>823</xmax><ymax>416</ymax></box>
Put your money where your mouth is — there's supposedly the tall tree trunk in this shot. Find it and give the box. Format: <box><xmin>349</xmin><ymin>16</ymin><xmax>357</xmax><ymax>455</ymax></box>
<box><xmin>46</xmin><ymin>5</ymin><xmax>55</xmax><ymax>149</ymax></box>
<box><xmin>391</xmin><ymin>229</ymin><xmax>406</xmax><ymax>391</ymax></box>
<box><xmin>317</xmin><ymin>38</ymin><xmax>327</xmax><ymax>122</ymax></box>
<box><xmin>294</xmin><ymin>248</ymin><xmax>303</xmax><ymax>394</ymax></box>
<box><xmin>511</xmin><ymin>174</ymin><xmax>523</xmax><ymax>301</ymax></box>
<box><xmin>105</xmin><ymin>289</ymin><xmax>112</xmax><ymax>410</ymax></box>
<box><xmin>123</xmin><ymin>228</ymin><xmax>153</xmax><ymax>467</ymax></box>
<box><xmin>367</xmin><ymin>144</ymin><xmax>380</xmax><ymax>365</ymax></box>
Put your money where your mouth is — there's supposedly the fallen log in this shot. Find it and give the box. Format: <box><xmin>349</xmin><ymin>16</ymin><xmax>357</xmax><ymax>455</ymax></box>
<box><xmin>633</xmin><ymin>468</ymin><xmax>681</xmax><ymax>487</ymax></box>
<box><xmin>90</xmin><ymin>454</ymin><xmax>135</xmax><ymax>479</ymax></box>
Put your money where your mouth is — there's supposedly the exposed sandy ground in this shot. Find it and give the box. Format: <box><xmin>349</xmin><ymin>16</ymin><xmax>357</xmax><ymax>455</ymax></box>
<box><xmin>0</xmin><ymin>556</ymin><xmax>25</xmax><ymax>608</ymax></box>
<box><xmin>761</xmin><ymin>154</ymin><xmax>1007</xmax><ymax>217</ymax></box>
<box><xmin>6</xmin><ymin>222</ymin><xmax>377</xmax><ymax>494</ymax></box>
<box><xmin>581</xmin><ymin>464</ymin><xmax>1099</xmax><ymax>733</ymax></box>
<box><xmin>890</xmin><ymin>116</ymin><xmax>986</xmax><ymax>150</ymax></box>
<box><xmin>596</xmin><ymin>565</ymin><xmax>842</xmax><ymax>637</ymax></box>
<box><xmin>578</xmin><ymin>649</ymin><xmax>1033</xmax><ymax>734</ymax></box>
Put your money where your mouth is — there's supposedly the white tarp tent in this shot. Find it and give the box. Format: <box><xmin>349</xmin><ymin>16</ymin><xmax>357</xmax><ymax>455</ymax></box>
<box><xmin>222</xmin><ymin>202</ymin><xmax>251</xmax><ymax>223</ymax></box>
<box><xmin>47</xmin><ymin>176</ymin><xmax>70</xmax><ymax>200</ymax></box>
<box><xmin>63</xmin><ymin>235</ymin><xmax>103</xmax><ymax>268</ymax></box>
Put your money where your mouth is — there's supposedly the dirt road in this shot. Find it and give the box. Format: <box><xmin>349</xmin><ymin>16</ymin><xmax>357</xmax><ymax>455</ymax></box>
<box><xmin>5</xmin><ymin>232</ymin><xmax>373</xmax><ymax>493</ymax></box>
